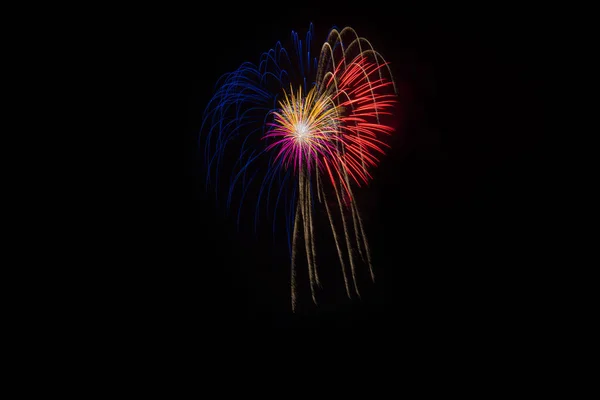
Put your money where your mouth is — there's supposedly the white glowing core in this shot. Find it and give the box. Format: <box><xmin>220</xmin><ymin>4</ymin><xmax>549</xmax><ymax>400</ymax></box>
<box><xmin>294</xmin><ymin>122</ymin><xmax>310</xmax><ymax>140</ymax></box>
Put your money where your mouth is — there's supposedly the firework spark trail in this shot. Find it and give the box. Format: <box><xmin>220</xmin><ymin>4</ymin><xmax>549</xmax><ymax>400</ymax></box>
<box><xmin>333</xmin><ymin>170</ymin><xmax>361</xmax><ymax>298</ymax></box>
<box><xmin>352</xmin><ymin>197</ymin><xmax>375</xmax><ymax>282</ymax></box>
<box><xmin>307</xmin><ymin>174</ymin><xmax>320</xmax><ymax>287</ymax></box>
<box><xmin>320</xmin><ymin>172</ymin><xmax>351</xmax><ymax>298</ymax></box>
<box><xmin>299</xmin><ymin>167</ymin><xmax>317</xmax><ymax>303</ymax></box>
<box><xmin>349</xmin><ymin>185</ymin><xmax>366</xmax><ymax>263</ymax></box>
<box><xmin>201</xmin><ymin>24</ymin><xmax>397</xmax><ymax>310</ymax></box>
<box><xmin>290</xmin><ymin>201</ymin><xmax>301</xmax><ymax>312</ymax></box>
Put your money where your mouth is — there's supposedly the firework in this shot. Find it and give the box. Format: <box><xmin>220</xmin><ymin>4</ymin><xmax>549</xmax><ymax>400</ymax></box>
<box><xmin>201</xmin><ymin>24</ymin><xmax>397</xmax><ymax>311</ymax></box>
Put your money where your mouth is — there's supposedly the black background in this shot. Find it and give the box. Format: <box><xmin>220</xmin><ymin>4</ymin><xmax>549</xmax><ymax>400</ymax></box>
<box><xmin>124</xmin><ymin>5</ymin><xmax>553</xmax><ymax>329</ymax></box>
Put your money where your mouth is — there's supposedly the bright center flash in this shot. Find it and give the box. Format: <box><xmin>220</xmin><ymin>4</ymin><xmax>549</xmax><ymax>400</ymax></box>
<box><xmin>294</xmin><ymin>122</ymin><xmax>310</xmax><ymax>142</ymax></box>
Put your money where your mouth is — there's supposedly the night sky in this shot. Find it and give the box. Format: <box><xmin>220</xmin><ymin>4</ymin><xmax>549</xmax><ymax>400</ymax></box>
<box><xmin>131</xmin><ymin>6</ymin><xmax>552</xmax><ymax>328</ymax></box>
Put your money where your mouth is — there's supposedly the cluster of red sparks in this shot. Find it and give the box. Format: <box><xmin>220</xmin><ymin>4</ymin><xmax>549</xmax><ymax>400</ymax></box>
<box><xmin>265</xmin><ymin>56</ymin><xmax>396</xmax><ymax>196</ymax></box>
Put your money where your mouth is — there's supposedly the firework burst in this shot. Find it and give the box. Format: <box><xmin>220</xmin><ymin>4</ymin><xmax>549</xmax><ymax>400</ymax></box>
<box><xmin>201</xmin><ymin>24</ymin><xmax>397</xmax><ymax>311</ymax></box>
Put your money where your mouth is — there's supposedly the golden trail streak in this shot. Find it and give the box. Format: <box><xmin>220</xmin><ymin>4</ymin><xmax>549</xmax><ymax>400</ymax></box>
<box><xmin>307</xmin><ymin>177</ymin><xmax>320</xmax><ymax>287</ymax></box>
<box><xmin>343</xmin><ymin>169</ymin><xmax>366</xmax><ymax>263</ymax></box>
<box><xmin>336</xmin><ymin>140</ymin><xmax>361</xmax><ymax>297</ymax></box>
<box><xmin>312</xmin><ymin>164</ymin><xmax>322</xmax><ymax>287</ymax></box>
<box><xmin>333</xmin><ymin>177</ymin><xmax>361</xmax><ymax>298</ymax></box>
<box><xmin>342</xmin><ymin>148</ymin><xmax>374</xmax><ymax>282</ymax></box>
<box><xmin>290</xmin><ymin>201</ymin><xmax>301</xmax><ymax>312</ymax></box>
<box><xmin>332</xmin><ymin>26</ymin><xmax>398</xmax><ymax>93</ymax></box>
<box><xmin>316</xmin><ymin>160</ymin><xmax>323</xmax><ymax>205</ymax></box>
<box><xmin>300</xmin><ymin>168</ymin><xmax>317</xmax><ymax>304</ymax></box>
<box><xmin>321</xmin><ymin>182</ymin><xmax>351</xmax><ymax>298</ymax></box>
<box><xmin>349</xmin><ymin>192</ymin><xmax>366</xmax><ymax>262</ymax></box>
<box><xmin>351</xmin><ymin>197</ymin><xmax>375</xmax><ymax>282</ymax></box>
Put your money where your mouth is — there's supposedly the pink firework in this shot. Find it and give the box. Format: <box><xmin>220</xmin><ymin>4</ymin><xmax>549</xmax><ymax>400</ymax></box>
<box><xmin>202</xmin><ymin>24</ymin><xmax>398</xmax><ymax>311</ymax></box>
